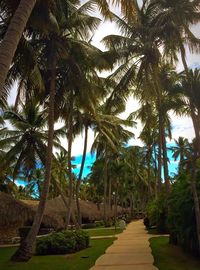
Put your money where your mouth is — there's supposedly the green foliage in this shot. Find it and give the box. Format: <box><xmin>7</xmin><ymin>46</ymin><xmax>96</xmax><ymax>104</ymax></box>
<box><xmin>168</xmin><ymin>174</ymin><xmax>200</xmax><ymax>255</ymax></box>
<box><xmin>94</xmin><ymin>220</ymin><xmax>104</xmax><ymax>227</ymax></box>
<box><xmin>82</xmin><ymin>223</ymin><xmax>98</xmax><ymax>229</ymax></box>
<box><xmin>146</xmin><ymin>194</ymin><xmax>169</xmax><ymax>233</ymax></box>
<box><xmin>36</xmin><ymin>230</ymin><xmax>89</xmax><ymax>255</ymax></box>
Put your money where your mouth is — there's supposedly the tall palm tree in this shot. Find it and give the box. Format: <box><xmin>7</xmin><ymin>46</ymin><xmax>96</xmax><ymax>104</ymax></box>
<box><xmin>102</xmin><ymin>1</ymin><xmax>175</xmax><ymax>191</ymax></box>
<box><xmin>153</xmin><ymin>0</ymin><xmax>200</xmax><ymax>148</ymax></box>
<box><xmin>0</xmin><ymin>0</ymin><xmax>37</xmax><ymax>94</ymax></box>
<box><xmin>0</xmin><ymin>0</ymin><xmax>138</xmax><ymax>96</ymax></box>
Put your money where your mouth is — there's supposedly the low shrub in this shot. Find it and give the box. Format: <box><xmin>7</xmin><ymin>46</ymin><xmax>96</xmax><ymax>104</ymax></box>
<box><xmin>82</xmin><ymin>223</ymin><xmax>97</xmax><ymax>229</ymax></box>
<box><xmin>145</xmin><ymin>194</ymin><xmax>169</xmax><ymax>233</ymax></box>
<box><xmin>94</xmin><ymin>220</ymin><xmax>104</xmax><ymax>227</ymax></box>
<box><xmin>168</xmin><ymin>174</ymin><xmax>200</xmax><ymax>256</ymax></box>
<box><xmin>36</xmin><ymin>230</ymin><xmax>89</xmax><ymax>255</ymax></box>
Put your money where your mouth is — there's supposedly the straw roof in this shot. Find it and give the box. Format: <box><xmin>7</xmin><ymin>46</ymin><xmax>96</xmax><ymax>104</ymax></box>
<box><xmin>0</xmin><ymin>192</ymin><xmax>128</xmax><ymax>236</ymax></box>
<box><xmin>22</xmin><ymin>196</ymin><xmax>103</xmax><ymax>222</ymax></box>
<box><xmin>23</xmin><ymin>196</ymin><xmax>127</xmax><ymax>222</ymax></box>
<box><xmin>0</xmin><ymin>192</ymin><xmax>63</xmax><ymax>229</ymax></box>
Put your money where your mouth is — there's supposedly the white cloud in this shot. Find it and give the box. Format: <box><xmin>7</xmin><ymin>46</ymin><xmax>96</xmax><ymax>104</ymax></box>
<box><xmin>5</xmin><ymin>1</ymin><xmax>198</xmax><ymax>157</ymax></box>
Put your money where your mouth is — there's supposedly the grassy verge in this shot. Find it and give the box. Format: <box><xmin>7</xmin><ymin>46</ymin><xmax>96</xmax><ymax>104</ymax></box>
<box><xmin>85</xmin><ymin>227</ymin><xmax>122</xmax><ymax>237</ymax></box>
<box><xmin>150</xmin><ymin>236</ymin><xmax>200</xmax><ymax>270</ymax></box>
<box><xmin>0</xmin><ymin>238</ymin><xmax>115</xmax><ymax>270</ymax></box>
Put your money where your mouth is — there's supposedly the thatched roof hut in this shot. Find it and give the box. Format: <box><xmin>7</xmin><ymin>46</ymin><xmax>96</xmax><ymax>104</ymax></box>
<box><xmin>22</xmin><ymin>196</ymin><xmax>103</xmax><ymax>223</ymax></box>
<box><xmin>0</xmin><ymin>192</ymin><xmax>63</xmax><ymax>244</ymax></box>
<box><xmin>22</xmin><ymin>196</ymin><xmax>127</xmax><ymax>224</ymax></box>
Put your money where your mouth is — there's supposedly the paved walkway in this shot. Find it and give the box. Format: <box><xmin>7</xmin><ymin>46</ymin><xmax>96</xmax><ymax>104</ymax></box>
<box><xmin>90</xmin><ymin>220</ymin><xmax>158</xmax><ymax>270</ymax></box>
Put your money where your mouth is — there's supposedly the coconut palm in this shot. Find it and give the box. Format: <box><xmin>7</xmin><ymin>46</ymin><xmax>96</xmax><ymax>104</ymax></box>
<box><xmin>171</xmin><ymin>137</ymin><xmax>191</xmax><ymax>173</ymax></box>
<box><xmin>0</xmin><ymin>0</ymin><xmax>138</xmax><ymax>97</ymax></box>
<box><xmin>102</xmin><ymin>1</ymin><xmax>175</xmax><ymax>191</ymax></box>
<box><xmin>0</xmin><ymin>0</ymin><xmax>37</xmax><ymax>94</ymax></box>
<box><xmin>0</xmin><ymin>101</ymin><xmax>63</xmax><ymax>180</ymax></box>
<box><xmin>152</xmin><ymin>0</ymin><xmax>200</xmax><ymax>145</ymax></box>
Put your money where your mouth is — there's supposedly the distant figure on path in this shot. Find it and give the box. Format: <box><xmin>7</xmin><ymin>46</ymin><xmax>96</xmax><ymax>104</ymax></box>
<box><xmin>119</xmin><ymin>219</ymin><xmax>126</xmax><ymax>230</ymax></box>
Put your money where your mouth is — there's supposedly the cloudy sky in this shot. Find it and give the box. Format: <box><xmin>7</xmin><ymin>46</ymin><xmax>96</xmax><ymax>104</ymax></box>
<box><xmin>8</xmin><ymin>0</ymin><xmax>200</xmax><ymax>177</ymax></box>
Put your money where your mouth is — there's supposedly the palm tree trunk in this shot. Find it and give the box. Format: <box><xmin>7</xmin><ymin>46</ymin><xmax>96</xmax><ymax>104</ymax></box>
<box><xmin>54</xmin><ymin>180</ymin><xmax>79</xmax><ymax>229</ymax></box>
<box><xmin>0</xmin><ymin>0</ymin><xmax>36</xmax><ymax>94</ymax></box>
<box><xmin>76</xmin><ymin>125</ymin><xmax>88</xmax><ymax>226</ymax></box>
<box><xmin>161</xmin><ymin>125</ymin><xmax>170</xmax><ymax>191</ymax></box>
<box><xmin>108</xmin><ymin>176</ymin><xmax>112</xmax><ymax>212</ymax></box>
<box><xmin>190</xmin><ymin>109</ymin><xmax>200</xmax><ymax>155</ymax></box>
<box><xmin>158</xmin><ymin>109</ymin><xmax>163</xmax><ymax>191</ymax></box>
<box><xmin>103</xmin><ymin>160</ymin><xmax>108</xmax><ymax>225</ymax></box>
<box><xmin>147</xmin><ymin>144</ymin><xmax>152</xmax><ymax>198</ymax></box>
<box><xmin>152</xmin><ymin>66</ymin><xmax>163</xmax><ymax>193</ymax></box>
<box><xmin>11</xmin><ymin>56</ymin><xmax>56</xmax><ymax>262</ymax></box>
<box><xmin>66</xmin><ymin>98</ymin><xmax>74</xmax><ymax>228</ymax></box>
<box><xmin>153</xmin><ymin>143</ymin><xmax>158</xmax><ymax>198</ymax></box>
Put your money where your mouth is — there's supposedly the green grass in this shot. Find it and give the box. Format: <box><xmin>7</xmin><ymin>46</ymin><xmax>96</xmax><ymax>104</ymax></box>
<box><xmin>0</xmin><ymin>238</ymin><xmax>115</xmax><ymax>270</ymax></box>
<box><xmin>85</xmin><ymin>227</ymin><xmax>122</xmax><ymax>237</ymax></box>
<box><xmin>150</xmin><ymin>236</ymin><xmax>200</xmax><ymax>270</ymax></box>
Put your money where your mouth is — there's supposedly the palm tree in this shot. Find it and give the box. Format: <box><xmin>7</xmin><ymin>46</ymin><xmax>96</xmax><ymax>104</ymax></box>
<box><xmin>0</xmin><ymin>0</ymin><xmax>138</xmax><ymax>97</ymax></box>
<box><xmin>174</xmin><ymin>69</ymin><xmax>200</xmax><ymax>154</ymax></box>
<box><xmin>102</xmin><ymin>1</ymin><xmax>175</xmax><ymax>192</ymax></box>
<box><xmin>0</xmin><ymin>101</ymin><xmax>62</xmax><ymax>177</ymax></box>
<box><xmin>171</xmin><ymin>137</ymin><xmax>190</xmax><ymax>173</ymax></box>
<box><xmin>0</xmin><ymin>0</ymin><xmax>37</xmax><ymax>94</ymax></box>
<box><xmin>153</xmin><ymin>0</ymin><xmax>200</xmax><ymax>148</ymax></box>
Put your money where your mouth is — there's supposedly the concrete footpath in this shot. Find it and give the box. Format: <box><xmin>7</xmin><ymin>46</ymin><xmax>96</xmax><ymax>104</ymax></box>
<box><xmin>90</xmin><ymin>220</ymin><xmax>158</xmax><ymax>270</ymax></box>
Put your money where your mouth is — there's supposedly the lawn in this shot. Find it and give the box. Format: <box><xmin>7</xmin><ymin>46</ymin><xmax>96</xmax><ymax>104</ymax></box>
<box><xmin>150</xmin><ymin>236</ymin><xmax>200</xmax><ymax>270</ymax></box>
<box><xmin>0</xmin><ymin>238</ymin><xmax>115</xmax><ymax>270</ymax></box>
<box><xmin>85</xmin><ymin>227</ymin><xmax>122</xmax><ymax>237</ymax></box>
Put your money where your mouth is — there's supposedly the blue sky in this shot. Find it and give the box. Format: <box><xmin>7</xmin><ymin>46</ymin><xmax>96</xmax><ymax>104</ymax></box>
<box><xmin>72</xmin><ymin>143</ymin><xmax>179</xmax><ymax>180</ymax></box>
<box><xmin>72</xmin><ymin>153</ymin><xmax>96</xmax><ymax>178</ymax></box>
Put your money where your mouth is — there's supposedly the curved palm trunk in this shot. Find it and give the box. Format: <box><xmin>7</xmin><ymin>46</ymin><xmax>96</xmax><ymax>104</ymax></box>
<box><xmin>11</xmin><ymin>57</ymin><xmax>56</xmax><ymax>262</ymax></box>
<box><xmin>0</xmin><ymin>0</ymin><xmax>36</xmax><ymax>94</ymax></box>
<box><xmin>76</xmin><ymin>125</ymin><xmax>88</xmax><ymax>226</ymax></box>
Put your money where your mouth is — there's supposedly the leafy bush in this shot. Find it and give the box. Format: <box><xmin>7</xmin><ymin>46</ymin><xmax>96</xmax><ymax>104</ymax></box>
<box><xmin>94</xmin><ymin>220</ymin><xmax>104</xmax><ymax>227</ymax></box>
<box><xmin>104</xmin><ymin>219</ymin><xmax>113</xmax><ymax>227</ymax></box>
<box><xmin>145</xmin><ymin>194</ymin><xmax>169</xmax><ymax>233</ymax></box>
<box><xmin>82</xmin><ymin>223</ymin><xmax>97</xmax><ymax>229</ymax></box>
<box><xmin>36</xmin><ymin>230</ymin><xmax>89</xmax><ymax>255</ymax></box>
<box><xmin>168</xmin><ymin>174</ymin><xmax>199</xmax><ymax>255</ymax></box>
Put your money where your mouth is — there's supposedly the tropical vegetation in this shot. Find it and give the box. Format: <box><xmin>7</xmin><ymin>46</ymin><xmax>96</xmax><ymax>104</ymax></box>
<box><xmin>0</xmin><ymin>0</ymin><xmax>200</xmax><ymax>266</ymax></box>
